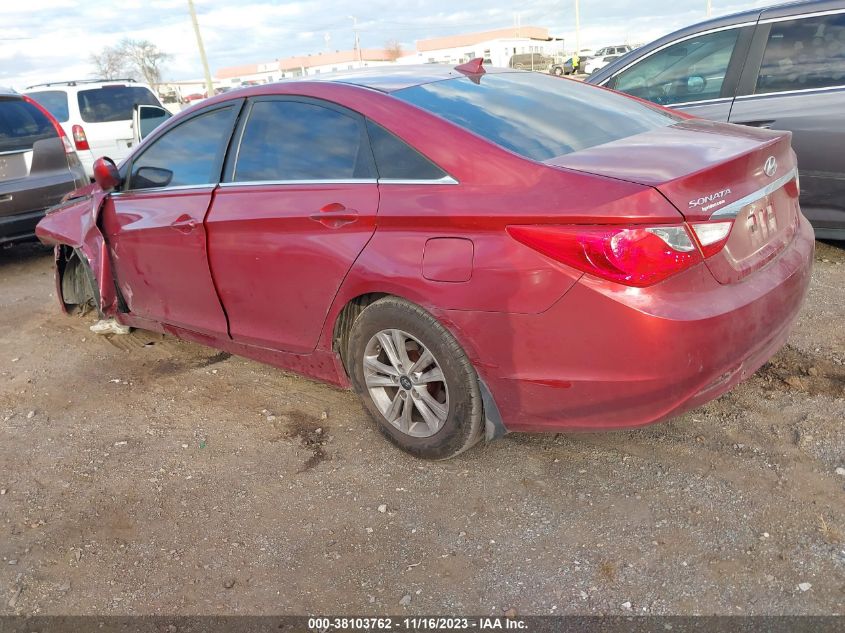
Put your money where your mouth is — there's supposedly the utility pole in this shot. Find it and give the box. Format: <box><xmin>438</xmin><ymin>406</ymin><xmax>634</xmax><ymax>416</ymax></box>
<box><xmin>187</xmin><ymin>0</ymin><xmax>214</xmax><ymax>97</ymax></box>
<box><xmin>706</xmin><ymin>0</ymin><xmax>712</xmax><ymax>17</ymax></box>
<box><xmin>574</xmin><ymin>0</ymin><xmax>581</xmax><ymax>55</ymax></box>
<box><xmin>348</xmin><ymin>16</ymin><xmax>362</xmax><ymax>63</ymax></box>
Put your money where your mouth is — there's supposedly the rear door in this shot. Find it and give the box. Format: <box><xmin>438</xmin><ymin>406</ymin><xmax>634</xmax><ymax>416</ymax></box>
<box><xmin>0</xmin><ymin>96</ymin><xmax>73</xmax><ymax>223</ymax></box>
<box><xmin>728</xmin><ymin>8</ymin><xmax>845</xmax><ymax>234</ymax></box>
<box><xmin>76</xmin><ymin>85</ymin><xmax>163</xmax><ymax>161</ymax></box>
<box><xmin>605</xmin><ymin>24</ymin><xmax>756</xmax><ymax>121</ymax></box>
<box><xmin>206</xmin><ymin>96</ymin><xmax>379</xmax><ymax>353</ymax></box>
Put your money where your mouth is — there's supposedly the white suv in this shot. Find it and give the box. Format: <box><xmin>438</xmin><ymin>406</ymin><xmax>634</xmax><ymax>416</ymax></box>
<box><xmin>24</xmin><ymin>79</ymin><xmax>166</xmax><ymax>179</ymax></box>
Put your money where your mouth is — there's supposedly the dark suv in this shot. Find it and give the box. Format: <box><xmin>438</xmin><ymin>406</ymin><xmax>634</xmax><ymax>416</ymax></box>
<box><xmin>0</xmin><ymin>88</ymin><xmax>86</xmax><ymax>244</ymax></box>
<box><xmin>588</xmin><ymin>0</ymin><xmax>845</xmax><ymax>239</ymax></box>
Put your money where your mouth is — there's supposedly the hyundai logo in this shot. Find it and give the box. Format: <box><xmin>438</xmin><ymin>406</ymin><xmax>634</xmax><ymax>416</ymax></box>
<box><xmin>764</xmin><ymin>156</ymin><xmax>778</xmax><ymax>178</ymax></box>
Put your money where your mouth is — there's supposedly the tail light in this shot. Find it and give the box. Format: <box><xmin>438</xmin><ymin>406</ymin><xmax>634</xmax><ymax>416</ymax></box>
<box><xmin>22</xmin><ymin>95</ymin><xmax>75</xmax><ymax>155</ymax></box>
<box><xmin>71</xmin><ymin>125</ymin><xmax>90</xmax><ymax>151</ymax></box>
<box><xmin>690</xmin><ymin>221</ymin><xmax>733</xmax><ymax>258</ymax></box>
<box><xmin>508</xmin><ymin>223</ymin><xmax>720</xmax><ymax>287</ymax></box>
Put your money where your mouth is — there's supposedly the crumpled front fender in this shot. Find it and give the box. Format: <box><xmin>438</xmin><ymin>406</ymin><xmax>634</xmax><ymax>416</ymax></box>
<box><xmin>36</xmin><ymin>187</ymin><xmax>118</xmax><ymax>316</ymax></box>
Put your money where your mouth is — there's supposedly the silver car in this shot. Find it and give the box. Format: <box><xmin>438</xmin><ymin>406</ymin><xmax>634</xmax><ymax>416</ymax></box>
<box><xmin>588</xmin><ymin>0</ymin><xmax>845</xmax><ymax>239</ymax></box>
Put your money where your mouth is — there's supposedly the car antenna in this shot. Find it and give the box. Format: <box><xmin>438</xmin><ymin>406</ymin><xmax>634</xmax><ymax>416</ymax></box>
<box><xmin>455</xmin><ymin>58</ymin><xmax>485</xmax><ymax>76</ymax></box>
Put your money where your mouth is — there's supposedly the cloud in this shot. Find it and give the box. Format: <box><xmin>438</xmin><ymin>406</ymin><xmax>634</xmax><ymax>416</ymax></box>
<box><xmin>1</xmin><ymin>0</ymin><xmax>779</xmax><ymax>90</ymax></box>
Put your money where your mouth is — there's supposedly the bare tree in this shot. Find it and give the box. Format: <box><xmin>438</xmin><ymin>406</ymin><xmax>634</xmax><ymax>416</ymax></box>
<box><xmin>90</xmin><ymin>45</ymin><xmax>130</xmax><ymax>79</ymax></box>
<box><xmin>90</xmin><ymin>39</ymin><xmax>170</xmax><ymax>87</ymax></box>
<box><xmin>385</xmin><ymin>39</ymin><xmax>403</xmax><ymax>62</ymax></box>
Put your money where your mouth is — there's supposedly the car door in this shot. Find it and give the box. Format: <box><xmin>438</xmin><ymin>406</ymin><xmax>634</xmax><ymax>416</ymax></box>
<box><xmin>205</xmin><ymin>96</ymin><xmax>379</xmax><ymax>354</ymax></box>
<box><xmin>604</xmin><ymin>24</ymin><xmax>755</xmax><ymax>121</ymax></box>
<box><xmin>729</xmin><ymin>8</ymin><xmax>845</xmax><ymax>236</ymax></box>
<box><xmin>100</xmin><ymin>101</ymin><xmax>242</xmax><ymax>334</ymax></box>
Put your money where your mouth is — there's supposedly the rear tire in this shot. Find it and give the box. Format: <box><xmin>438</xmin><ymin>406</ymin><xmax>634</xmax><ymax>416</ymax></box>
<box><xmin>347</xmin><ymin>297</ymin><xmax>484</xmax><ymax>460</ymax></box>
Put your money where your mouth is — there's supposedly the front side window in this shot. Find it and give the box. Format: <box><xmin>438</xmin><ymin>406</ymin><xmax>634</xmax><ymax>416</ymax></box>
<box><xmin>612</xmin><ymin>28</ymin><xmax>741</xmax><ymax>105</ymax></box>
<box><xmin>25</xmin><ymin>90</ymin><xmax>69</xmax><ymax>122</ymax></box>
<box><xmin>394</xmin><ymin>72</ymin><xmax>677</xmax><ymax>161</ymax></box>
<box><xmin>78</xmin><ymin>86</ymin><xmax>160</xmax><ymax>123</ymax></box>
<box><xmin>129</xmin><ymin>106</ymin><xmax>236</xmax><ymax>190</ymax></box>
<box><xmin>756</xmin><ymin>13</ymin><xmax>845</xmax><ymax>94</ymax></box>
<box><xmin>234</xmin><ymin>100</ymin><xmax>373</xmax><ymax>182</ymax></box>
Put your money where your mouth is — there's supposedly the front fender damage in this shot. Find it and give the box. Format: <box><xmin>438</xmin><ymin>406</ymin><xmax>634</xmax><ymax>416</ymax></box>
<box><xmin>36</xmin><ymin>189</ymin><xmax>118</xmax><ymax>317</ymax></box>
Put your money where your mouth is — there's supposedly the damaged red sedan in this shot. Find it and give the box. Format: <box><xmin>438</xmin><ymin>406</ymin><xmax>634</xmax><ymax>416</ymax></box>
<box><xmin>36</xmin><ymin>62</ymin><xmax>814</xmax><ymax>459</ymax></box>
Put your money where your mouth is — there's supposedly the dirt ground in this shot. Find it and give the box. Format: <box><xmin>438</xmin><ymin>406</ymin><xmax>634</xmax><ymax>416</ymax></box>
<box><xmin>1</xmin><ymin>240</ymin><xmax>843</xmax><ymax>616</ymax></box>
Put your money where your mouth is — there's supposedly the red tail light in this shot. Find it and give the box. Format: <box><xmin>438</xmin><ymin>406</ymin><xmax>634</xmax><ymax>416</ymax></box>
<box><xmin>690</xmin><ymin>221</ymin><xmax>733</xmax><ymax>258</ymax></box>
<box><xmin>22</xmin><ymin>95</ymin><xmax>75</xmax><ymax>155</ymax></box>
<box><xmin>71</xmin><ymin>125</ymin><xmax>90</xmax><ymax>151</ymax></box>
<box><xmin>507</xmin><ymin>224</ymin><xmax>705</xmax><ymax>287</ymax></box>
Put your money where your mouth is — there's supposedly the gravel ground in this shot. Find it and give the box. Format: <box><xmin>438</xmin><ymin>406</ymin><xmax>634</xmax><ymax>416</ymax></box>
<box><xmin>0</xmin><ymin>240</ymin><xmax>843</xmax><ymax>616</ymax></box>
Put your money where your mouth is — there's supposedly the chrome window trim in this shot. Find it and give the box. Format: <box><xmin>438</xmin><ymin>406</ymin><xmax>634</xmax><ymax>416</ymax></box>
<box><xmin>378</xmin><ymin>176</ymin><xmax>459</xmax><ymax>185</ymax></box>
<box><xmin>0</xmin><ymin>149</ymin><xmax>30</xmax><ymax>156</ymax></box>
<box><xmin>667</xmin><ymin>96</ymin><xmax>735</xmax><ymax>108</ymax></box>
<box><xmin>758</xmin><ymin>8</ymin><xmax>845</xmax><ymax>24</ymax></box>
<box><xmin>737</xmin><ymin>84</ymin><xmax>845</xmax><ymax>99</ymax></box>
<box><xmin>710</xmin><ymin>168</ymin><xmax>798</xmax><ymax>218</ymax></box>
<box><xmin>112</xmin><ymin>183</ymin><xmax>215</xmax><ymax>196</ymax></box>
<box><xmin>219</xmin><ymin>179</ymin><xmax>378</xmax><ymax>188</ymax></box>
<box><xmin>218</xmin><ymin>175</ymin><xmax>459</xmax><ymax>187</ymax></box>
<box><xmin>598</xmin><ymin>22</ymin><xmax>756</xmax><ymax>86</ymax></box>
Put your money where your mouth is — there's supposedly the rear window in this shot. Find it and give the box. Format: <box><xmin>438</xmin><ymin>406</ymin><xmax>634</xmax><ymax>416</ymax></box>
<box><xmin>0</xmin><ymin>98</ymin><xmax>55</xmax><ymax>153</ymax></box>
<box><xmin>394</xmin><ymin>72</ymin><xmax>677</xmax><ymax>161</ymax></box>
<box><xmin>77</xmin><ymin>86</ymin><xmax>160</xmax><ymax>123</ymax></box>
<box><xmin>25</xmin><ymin>90</ymin><xmax>69</xmax><ymax>122</ymax></box>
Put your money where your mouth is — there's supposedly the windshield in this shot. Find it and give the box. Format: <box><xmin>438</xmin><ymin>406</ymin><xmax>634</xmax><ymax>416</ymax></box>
<box><xmin>393</xmin><ymin>72</ymin><xmax>678</xmax><ymax>161</ymax></box>
<box><xmin>77</xmin><ymin>86</ymin><xmax>160</xmax><ymax>123</ymax></box>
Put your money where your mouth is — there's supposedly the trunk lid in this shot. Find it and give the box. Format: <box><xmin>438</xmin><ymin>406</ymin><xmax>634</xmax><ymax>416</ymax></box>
<box><xmin>547</xmin><ymin>119</ymin><xmax>800</xmax><ymax>284</ymax></box>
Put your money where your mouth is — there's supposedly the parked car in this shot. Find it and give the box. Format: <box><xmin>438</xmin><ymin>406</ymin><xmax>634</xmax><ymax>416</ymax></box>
<box><xmin>508</xmin><ymin>53</ymin><xmax>553</xmax><ymax>70</ymax></box>
<box><xmin>584</xmin><ymin>54</ymin><xmax>622</xmax><ymax>74</ymax></box>
<box><xmin>589</xmin><ymin>0</ymin><xmax>845</xmax><ymax>239</ymax></box>
<box><xmin>550</xmin><ymin>55</ymin><xmax>592</xmax><ymax>76</ymax></box>
<box><xmin>36</xmin><ymin>62</ymin><xmax>812</xmax><ymax>459</ymax></box>
<box><xmin>24</xmin><ymin>79</ymin><xmax>166</xmax><ymax>181</ymax></box>
<box><xmin>0</xmin><ymin>88</ymin><xmax>86</xmax><ymax>244</ymax></box>
<box><xmin>594</xmin><ymin>45</ymin><xmax>634</xmax><ymax>57</ymax></box>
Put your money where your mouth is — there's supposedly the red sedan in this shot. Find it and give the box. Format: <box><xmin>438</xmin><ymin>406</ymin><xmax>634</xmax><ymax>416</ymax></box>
<box><xmin>36</xmin><ymin>62</ymin><xmax>814</xmax><ymax>459</ymax></box>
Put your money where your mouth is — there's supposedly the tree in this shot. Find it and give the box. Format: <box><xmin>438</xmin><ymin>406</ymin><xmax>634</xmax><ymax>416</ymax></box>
<box><xmin>90</xmin><ymin>39</ymin><xmax>170</xmax><ymax>87</ymax></box>
<box><xmin>385</xmin><ymin>39</ymin><xmax>403</xmax><ymax>62</ymax></box>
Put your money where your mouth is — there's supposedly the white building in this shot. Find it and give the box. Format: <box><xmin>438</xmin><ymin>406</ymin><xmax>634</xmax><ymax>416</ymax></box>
<box><xmin>398</xmin><ymin>26</ymin><xmax>564</xmax><ymax>67</ymax></box>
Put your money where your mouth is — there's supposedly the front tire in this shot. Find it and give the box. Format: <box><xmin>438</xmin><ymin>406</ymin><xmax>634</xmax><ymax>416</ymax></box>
<box><xmin>347</xmin><ymin>297</ymin><xmax>483</xmax><ymax>460</ymax></box>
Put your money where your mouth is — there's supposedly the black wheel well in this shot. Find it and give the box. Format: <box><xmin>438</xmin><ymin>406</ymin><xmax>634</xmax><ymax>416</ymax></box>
<box><xmin>58</xmin><ymin>246</ymin><xmax>99</xmax><ymax>312</ymax></box>
<box><xmin>333</xmin><ymin>293</ymin><xmax>390</xmax><ymax>374</ymax></box>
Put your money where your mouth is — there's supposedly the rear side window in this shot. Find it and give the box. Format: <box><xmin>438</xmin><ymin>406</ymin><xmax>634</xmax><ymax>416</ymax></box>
<box><xmin>611</xmin><ymin>28</ymin><xmax>741</xmax><ymax>106</ymax></box>
<box><xmin>130</xmin><ymin>106</ymin><xmax>236</xmax><ymax>190</ymax></box>
<box><xmin>234</xmin><ymin>100</ymin><xmax>373</xmax><ymax>182</ymax></box>
<box><xmin>77</xmin><ymin>86</ymin><xmax>160</xmax><ymax>123</ymax></box>
<box><xmin>366</xmin><ymin>120</ymin><xmax>447</xmax><ymax>180</ymax></box>
<box><xmin>394</xmin><ymin>73</ymin><xmax>677</xmax><ymax>161</ymax></box>
<box><xmin>0</xmin><ymin>98</ymin><xmax>55</xmax><ymax>153</ymax></box>
<box><xmin>756</xmin><ymin>13</ymin><xmax>845</xmax><ymax>94</ymax></box>
<box><xmin>26</xmin><ymin>90</ymin><xmax>69</xmax><ymax>122</ymax></box>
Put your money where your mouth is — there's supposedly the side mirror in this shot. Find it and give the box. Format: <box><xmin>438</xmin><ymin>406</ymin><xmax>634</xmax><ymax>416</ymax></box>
<box><xmin>133</xmin><ymin>165</ymin><xmax>173</xmax><ymax>189</ymax></box>
<box><xmin>686</xmin><ymin>75</ymin><xmax>707</xmax><ymax>94</ymax></box>
<box><xmin>93</xmin><ymin>157</ymin><xmax>121</xmax><ymax>191</ymax></box>
<box><xmin>132</xmin><ymin>104</ymin><xmax>172</xmax><ymax>143</ymax></box>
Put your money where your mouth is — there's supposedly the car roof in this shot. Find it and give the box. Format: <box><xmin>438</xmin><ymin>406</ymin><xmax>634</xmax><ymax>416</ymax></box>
<box><xmin>25</xmin><ymin>78</ymin><xmax>150</xmax><ymax>91</ymax></box>
<box><xmin>307</xmin><ymin>64</ymin><xmax>514</xmax><ymax>93</ymax></box>
<box><xmin>589</xmin><ymin>0</ymin><xmax>845</xmax><ymax>83</ymax></box>
<box><xmin>0</xmin><ymin>86</ymin><xmax>19</xmax><ymax>97</ymax></box>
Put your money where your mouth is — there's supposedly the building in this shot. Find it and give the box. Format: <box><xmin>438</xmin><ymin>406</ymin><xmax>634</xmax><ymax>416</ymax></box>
<box><xmin>215</xmin><ymin>49</ymin><xmax>396</xmax><ymax>86</ymax></box>
<box><xmin>399</xmin><ymin>26</ymin><xmax>564</xmax><ymax>67</ymax></box>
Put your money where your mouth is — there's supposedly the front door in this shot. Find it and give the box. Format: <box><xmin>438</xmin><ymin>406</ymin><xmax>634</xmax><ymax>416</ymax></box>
<box><xmin>206</xmin><ymin>97</ymin><xmax>379</xmax><ymax>353</ymax></box>
<box><xmin>101</xmin><ymin>102</ymin><xmax>240</xmax><ymax>334</ymax></box>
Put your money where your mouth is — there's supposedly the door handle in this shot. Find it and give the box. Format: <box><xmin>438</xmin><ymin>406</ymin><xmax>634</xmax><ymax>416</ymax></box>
<box><xmin>171</xmin><ymin>213</ymin><xmax>198</xmax><ymax>234</ymax></box>
<box><xmin>309</xmin><ymin>203</ymin><xmax>358</xmax><ymax>229</ymax></box>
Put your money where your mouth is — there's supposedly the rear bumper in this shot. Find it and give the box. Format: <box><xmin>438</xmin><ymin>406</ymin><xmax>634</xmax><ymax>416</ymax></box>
<box><xmin>442</xmin><ymin>214</ymin><xmax>815</xmax><ymax>433</ymax></box>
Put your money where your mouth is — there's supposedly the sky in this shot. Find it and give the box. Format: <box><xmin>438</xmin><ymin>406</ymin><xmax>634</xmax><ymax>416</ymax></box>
<box><xmin>2</xmin><ymin>0</ymin><xmax>779</xmax><ymax>90</ymax></box>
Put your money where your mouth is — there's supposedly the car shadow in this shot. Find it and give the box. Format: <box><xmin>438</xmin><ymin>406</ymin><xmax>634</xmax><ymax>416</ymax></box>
<box><xmin>0</xmin><ymin>241</ymin><xmax>53</xmax><ymax>267</ymax></box>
